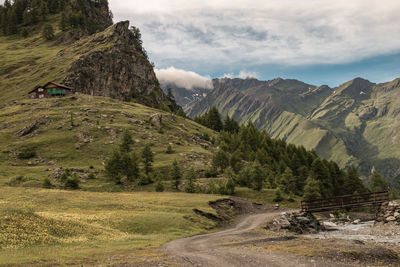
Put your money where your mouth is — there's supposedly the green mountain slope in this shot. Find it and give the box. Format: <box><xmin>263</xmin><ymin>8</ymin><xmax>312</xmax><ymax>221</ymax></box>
<box><xmin>187</xmin><ymin>77</ymin><xmax>400</xmax><ymax>185</ymax></box>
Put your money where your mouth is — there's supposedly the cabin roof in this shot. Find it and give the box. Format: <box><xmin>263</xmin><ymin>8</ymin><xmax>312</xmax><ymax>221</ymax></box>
<box><xmin>43</xmin><ymin>82</ymin><xmax>73</xmax><ymax>90</ymax></box>
<box><xmin>28</xmin><ymin>82</ymin><xmax>73</xmax><ymax>94</ymax></box>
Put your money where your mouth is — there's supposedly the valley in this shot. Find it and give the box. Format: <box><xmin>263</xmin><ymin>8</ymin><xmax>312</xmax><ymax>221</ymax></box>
<box><xmin>0</xmin><ymin>0</ymin><xmax>399</xmax><ymax>266</ymax></box>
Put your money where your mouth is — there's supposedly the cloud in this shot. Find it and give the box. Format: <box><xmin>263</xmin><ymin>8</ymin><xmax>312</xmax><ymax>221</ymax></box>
<box><xmin>221</xmin><ymin>71</ymin><xmax>259</xmax><ymax>79</ymax></box>
<box><xmin>110</xmin><ymin>0</ymin><xmax>400</xmax><ymax>73</ymax></box>
<box><xmin>155</xmin><ymin>67</ymin><xmax>213</xmax><ymax>90</ymax></box>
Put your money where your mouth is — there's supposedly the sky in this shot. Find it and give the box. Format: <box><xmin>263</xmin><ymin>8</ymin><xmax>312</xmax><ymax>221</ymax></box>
<box><xmin>108</xmin><ymin>0</ymin><xmax>400</xmax><ymax>88</ymax></box>
<box><xmin>2</xmin><ymin>0</ymin><xmax>398</xmax><ymax>88</ymax></box>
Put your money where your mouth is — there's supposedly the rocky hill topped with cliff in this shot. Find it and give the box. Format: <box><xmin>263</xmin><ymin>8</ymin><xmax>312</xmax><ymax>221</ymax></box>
<box><xmin>0</xmin><ymin>0</ymin><xmax>176</xmax><ymax>111</ymax></box>
<box><xmin>62</xmin><ymin>21</ymin><xmax>172</xmax><ymax>109</ymax></box>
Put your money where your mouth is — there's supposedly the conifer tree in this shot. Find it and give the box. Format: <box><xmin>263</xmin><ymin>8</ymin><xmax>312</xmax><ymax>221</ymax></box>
<box><xmin>120</xmin><ymin>129</ymin><xmax>133</xmax><ymax>153</ymax></box>
<box><xmin>280</xmin><ymin>167</ymin><xmax>296</xmax><ymax>194</ymax></box>
<box><xmin>303</xmin><ymin>177</ymin><xmax>321</xmax><ymax>201</ymax></box>
<box><xmin>141</xmin><ymin>144</ymin><xmax>153</xmax><ymax>174</ymax></box>
<box><xmin>184</xmin><ymin>168</ymin><xmax>198</xmax><ymax>193</ymax></box>
<box><xmin>7</xmin><ymin>9</ymin><xmax>18</xmax><ymax>35</ymax></box>
<box><xmin>212</xmin><ymin>149</ymin><xmax>229</xmax><ymax>173</ymax></box>
<box><xmin>105</xmin><ymin>150</ymin><xmax>123</xmax><ymax>184</ymax></box>
<box><xmin>170</xmin><ymin>159</ymin><xmax>181</xmax><ymax>190</ymax></box>
<box><xmin>59</xmin><ymin>12</ymin><xmax>67</xmax><ymax>31</ymax></box>
<box><xmin>121</xmin><ymin>152</ymin><xmax>139</xmax><ymax>182</ymax></box>
<box><xmin>42</xmin><ymin>23</ymin><xmax>54</xmax><ymax>40</ymax></box>
<box><xmin>369</xmin><ymin>171</ymin><xmax>387</xmax><ymax>192</ymax></box>
<box><xmin>251</xmin><ymin>160</ymin><xmax>265</xmax><ymax>191</ymax></box>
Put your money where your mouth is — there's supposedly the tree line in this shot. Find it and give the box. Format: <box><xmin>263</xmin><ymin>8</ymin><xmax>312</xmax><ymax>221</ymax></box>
<box><xmin>0</xmin><ymin>0</ymin><xmax>109</xmax><ymax>38</ymax></box>
<box><xmin>194</xmin><ymin>107</ymin><xmax>375</xmax><ymax>200</ymax></box>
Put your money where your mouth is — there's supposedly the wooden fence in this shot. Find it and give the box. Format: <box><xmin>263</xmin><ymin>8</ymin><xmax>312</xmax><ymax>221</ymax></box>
<box><xmin>301</xmin><ymin>191</ymin><xmax>390</xmax><ymax>212</ymax></box>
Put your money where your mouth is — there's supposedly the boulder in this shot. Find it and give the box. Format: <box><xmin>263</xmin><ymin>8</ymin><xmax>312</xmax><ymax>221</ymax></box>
<box><xmin>150</xmin><ymin>113</ymin><xmax>162</xmax><ymax>128</ymax></box>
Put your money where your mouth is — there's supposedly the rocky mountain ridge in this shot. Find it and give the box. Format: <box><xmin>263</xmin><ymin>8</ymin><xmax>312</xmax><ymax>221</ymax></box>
<box><xmin>187</xmin><ymin>76</ymin><xmax>400</xmax><ymax>186</ymax></box>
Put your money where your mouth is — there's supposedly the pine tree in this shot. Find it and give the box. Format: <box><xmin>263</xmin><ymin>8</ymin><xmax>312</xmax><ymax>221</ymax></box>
<box><xmin>120</xmin><ymin>129</ymin><xmax>133</xmax><ymax>153</ymax></box>
<box><xmin>224</xmin><ymin>115</ymin><xmax>239</xmax><ymax>133</ymax></box>
<box><xmin>212</xmin><ymin>149</ymin><xmax>229</xmax><ymax>173</ymax></box>
<box><xmin>7</xmin><ymin>9</ymin><xmax>18</xmax><ymax>35</ymax></box>
<box><xmin>141</xmin><ymin>144</ymin><xmax>153</xmax><ymax>174</ymax></box>
<box><xmin>121</xmin><ymin>152</ymin><xmax>139</xmax><ymax>182</ymax></box>
<box><xmin>39</xmin><ymin>1</ymin><xmax>49</xmax><ymax>20</ymax></box>
<box><xmin>42</xmin><ymin>23</ymin><xmax>54</xmax><ymax>40</ymax></box>
<box><xmin>207</xmin><ymin>107</ymin><xmax>223</xmax><ymax>131</ymax></box>
<box><xmin>280</xmin><ymin>167</ymin><xmax>296</xmax><ymax>194</ymax></box>
<box><xmin>170</xmin><ymin>159</ymin><xmax>181</xmax><ymax>190</ymax></box>
<box><xmin>59</xmin><ymin>12</ymin><xmax>67</xmax><ymax>31</ymax></box>
<box><xmin>303</xmin><ymin>177</ymin><xmax>321</xmax><ymax>201</ymax></box>
<box><xmin>251</xmin><ymin>160</ymin><xmax>265</xmax><ymax>191</ymax></box>
<box><xmin>105</xmin><ymin>150</ymin><xmax>123</xmax><ymax>184</ymax></box>
<box><xmin>369</xmin><ymin>171</ymin><xmax>387</xmax><ymax>192</ymax></box>
<box><xmin>343</xmin><ymin>166</ymin><xmax>365</xmax><ymax>194</ymax></box>
<box><xmin>273</xmin><ymin>188</ymin><xmax>284</xmax><ymax>202</ymax></box>
<box><xmin>310</xmin><ymin>158</ymin><xmax>333</xmax><ymax>197</ymax></box>
<box><xmin>184</xmin><ymin>168</ymin><xmax>198</xmax><ymax>193</ymax></box>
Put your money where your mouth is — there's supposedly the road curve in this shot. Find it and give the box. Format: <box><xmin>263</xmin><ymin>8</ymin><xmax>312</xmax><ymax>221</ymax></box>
<box><xmin>162</xmin><ymin>211</ymin><xmax>355</xmax><ymax>267</ymax></box>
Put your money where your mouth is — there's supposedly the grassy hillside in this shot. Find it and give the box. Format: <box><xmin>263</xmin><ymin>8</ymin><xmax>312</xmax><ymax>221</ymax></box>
<box><xmin>0</xmin><ymin>187</ymin><xmax>220</xmax><ymax>265</ymax></box>
<box><xmin>0</xmin><ymin>94</ymin><xmax>216</xmax><ymax>189</ymax></box>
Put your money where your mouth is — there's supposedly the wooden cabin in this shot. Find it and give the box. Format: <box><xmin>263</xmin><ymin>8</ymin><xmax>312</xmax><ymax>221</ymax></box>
<box><xmin>29</xmin><ymin>82</ymin><xmax>73</xmax><ymax>99</ymax></box>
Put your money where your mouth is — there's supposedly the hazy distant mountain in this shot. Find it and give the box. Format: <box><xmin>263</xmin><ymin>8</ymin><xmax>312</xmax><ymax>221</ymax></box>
<box><xmin>161</xmin><ymin>84</ymin><xmax>210</xmax><ymax>108</ymax></box>
<box><xmin>186</xmin><ymin>76</ymin><xmax>400</xmax><ymax>185</ymax></box>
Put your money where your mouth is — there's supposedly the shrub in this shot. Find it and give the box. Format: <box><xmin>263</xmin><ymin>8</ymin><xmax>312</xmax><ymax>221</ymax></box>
<box><xmin>64</xmin><ymin>176</ymin><xmax>80</xmax><ymax>190</ymax></box>
<box><xmin>165</xmin><ymin>144</ymin><xmax>174</xmax><ymax>154</ymax></box>
<box><xmin>155</xmin><ymin>180</ymin><xmax>165</xmax><ymax>192</ymax></box>
<box><xmin>42</xmin><ymin>178</ymin><xmax>53</xmax><ymax>189</ymax></box>
<box><xmin>273</xmin><ymin>189</ymin><xmax>284</xmax><ymax>202</ymax></box>
<box><xmin>17</xmin><ymin>147</ymin><xmax>36</xmax><ymax>159</ymax></box>
<box><xmin>88</xmin><ymin>173</ymin><xmax>96</xmax><ymax>180</ymax></box>
<box><xmin>42</xmin><ymin>23</ymin><xmax>54</xmax><ymax>40</ymax></box>
<box><xmin>6</xmin><ymin>176</ymin><xmax>27</xmax><ymax>186</ymax></box>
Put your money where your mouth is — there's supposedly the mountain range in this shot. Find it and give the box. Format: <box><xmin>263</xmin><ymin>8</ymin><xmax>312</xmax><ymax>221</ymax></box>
<box><xmin>184</xmin><ymin>76</ymin><xmax>400</xmax><ymax>185</ymax></box>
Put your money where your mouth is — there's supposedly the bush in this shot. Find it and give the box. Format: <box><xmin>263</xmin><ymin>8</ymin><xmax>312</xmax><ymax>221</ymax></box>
<box><xmin>42</xmin><ymin>23</ymin><xmax>54</xmax><ymax>40</ymax></box>
<box><xmin>42</xmin><ymin>178</ymin><xmax>53</xmax><ymax>189</ymax></box>
<box><xmin>273</xmin><ymin>189</ymin><xmax>284</xmax><ymax>202</ymax></box>
<box><xmin>205</xmin><ymin>166</ymin><xmax>218</xmax><ymax>178</ymax></box>
<box><xmin>17</xmin><ymin>147</ymin><xmax>36</xmax><ymax>159</ymax></box>
<box><xmin>64</xmin><ymin>176</ymin><xmax>80</xmax><ymax>190</ymax></box>
<box><xmin>165</xmin><ymin>144</ymin><xmax>174</xmax><ymax>154</ymax></box>
<box><xmin>88</xmin><ymin>173</ymin><xmax>96</xmax><ymax>180</ymax></box>
<box><xmin>6</xmin><ymin>176</ymin><xmax>27</xmax><ymax>186</ymax></box>
<box><xmin>155</xmin><ymin>180</ymin><xmax>165</xmax><ymax>192</ymax></box>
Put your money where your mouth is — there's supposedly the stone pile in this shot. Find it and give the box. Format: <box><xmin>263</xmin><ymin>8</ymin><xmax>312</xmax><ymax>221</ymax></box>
<box><xmin>267</xmin><ymin>211</ymin><xmax>325</xmax><ymax>234</ymax></box>
<box><xmin>376</xmin><ymin>201</ymin><xmax>400</xmax><ymax>225</ymax></box>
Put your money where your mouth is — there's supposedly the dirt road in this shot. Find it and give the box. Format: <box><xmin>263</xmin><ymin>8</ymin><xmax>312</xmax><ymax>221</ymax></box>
<box><xmin>162</xmin><ymin>211</ymin><xmax>357</xmax><ymax>267</ymax></box>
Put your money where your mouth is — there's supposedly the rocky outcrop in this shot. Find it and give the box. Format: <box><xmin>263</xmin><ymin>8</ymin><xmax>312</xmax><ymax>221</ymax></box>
<box><xmin>376</xmin><ymin>201</ymin><xmax>400</xmax><ymax>224</ymax></box>
<box><xmin>63</xmin><ymin>21</ymin><xmax>170</xmax><ymax>109</ymax></box>
<box><xmin>267</xmin><ymin>211</ymin><xmax>325</xmax><ymax>234</ymax></box>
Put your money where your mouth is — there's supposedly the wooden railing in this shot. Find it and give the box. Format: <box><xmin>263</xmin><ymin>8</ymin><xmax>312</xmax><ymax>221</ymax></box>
<box><xmin>301</xmin><ymin>191</ymin><xmax>390</xmax><ymax>212</ymax></box>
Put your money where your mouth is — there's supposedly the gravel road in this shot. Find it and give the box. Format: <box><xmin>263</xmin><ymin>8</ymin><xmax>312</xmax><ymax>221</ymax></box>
<box><xmin>162</xmin><ymin>211</ymin><xmax>358</xmax><ymax>267</ymax></box>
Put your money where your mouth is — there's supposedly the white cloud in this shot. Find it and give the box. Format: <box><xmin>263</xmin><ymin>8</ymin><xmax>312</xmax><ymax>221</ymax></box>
<box><xmin>155</xmin><ymin>67</ymin><xmax>213</xmax><ymax>90</ymax></box>
<box><xmin>109</xmin><ymin>0</ymin><xmax>400</xmax><ymax>71</ymax></box>
<box><xmin>238</xmin><ymin>71</ymin><xmax>259</xmax><ymax>79</ymax></box>
<box><xmin>221</xmin><ymin>71</ymin><xmax>258</xmax><ymax>79</ymax></box>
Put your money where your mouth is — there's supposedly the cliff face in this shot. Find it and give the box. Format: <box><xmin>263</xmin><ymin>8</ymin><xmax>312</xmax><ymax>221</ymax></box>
<box><xmin>63</xmin><ymin>21</ymin><xmax>169</xmax><ymax>109</ymax></box>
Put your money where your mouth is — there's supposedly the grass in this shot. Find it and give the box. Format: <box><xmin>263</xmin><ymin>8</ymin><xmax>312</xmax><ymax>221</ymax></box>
<box><xmin>0</xmin><ymin>94</ymin><xmax>216</xmax><ymax>187</ymax></box>
<box><xmin>234</xmin><ymin>187</ymin><xmax>301</xmax><ymax>209</ymax></box>
<box><xmin>0</xmin><ymin>187</ymin><xmax>221</xmax><ymax>265</ymax></box>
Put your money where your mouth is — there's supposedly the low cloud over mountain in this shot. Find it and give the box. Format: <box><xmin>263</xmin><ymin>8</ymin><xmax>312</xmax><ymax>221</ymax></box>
<box><xmin>155</xmin><ymin>67</ymin><xmax>213</xmax><ymax>90</ymax></box>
